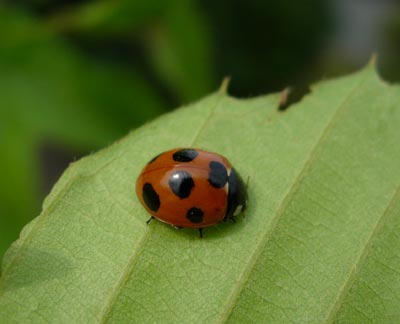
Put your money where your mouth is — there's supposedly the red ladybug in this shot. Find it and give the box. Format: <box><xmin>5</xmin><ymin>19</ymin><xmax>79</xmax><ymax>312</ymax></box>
<box><xmin>136</xmin><ymin>148</ymin><xmax>247</xmax><ymax>237</ymax></box>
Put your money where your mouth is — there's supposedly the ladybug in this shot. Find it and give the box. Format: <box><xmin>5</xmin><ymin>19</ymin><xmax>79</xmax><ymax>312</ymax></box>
<box><xmin>136</xmin><ymin>148</ymin><xmax>247</xmax><ymax>237</ymax></box>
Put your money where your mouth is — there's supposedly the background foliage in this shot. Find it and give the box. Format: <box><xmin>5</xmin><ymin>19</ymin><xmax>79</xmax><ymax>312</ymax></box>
<box><xmin>1</xmin><ymin>0</ymin><xmax>400</xmax><ymax>262</ymax></box>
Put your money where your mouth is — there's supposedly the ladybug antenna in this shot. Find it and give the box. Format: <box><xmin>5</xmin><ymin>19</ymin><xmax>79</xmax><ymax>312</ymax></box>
<box><xmin>146</xmin><ymin>216</ymin><xmax>154</xmax><ymax>225</ymax></box>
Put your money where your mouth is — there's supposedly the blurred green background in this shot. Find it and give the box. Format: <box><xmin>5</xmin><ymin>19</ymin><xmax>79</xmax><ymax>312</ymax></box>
<box><xmin>1</xmin><ymin>0</ymin><xmax>400</xmax><ymax>262</ymax></box>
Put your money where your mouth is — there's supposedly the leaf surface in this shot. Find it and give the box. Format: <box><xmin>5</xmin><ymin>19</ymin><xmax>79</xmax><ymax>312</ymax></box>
<box><xmin>1</xmin><ymin>64</ymin><xmax>400</xmax><ymax>323</ymax></box>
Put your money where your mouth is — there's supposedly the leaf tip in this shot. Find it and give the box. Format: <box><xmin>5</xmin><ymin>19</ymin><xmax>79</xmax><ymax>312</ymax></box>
<box><xmin>366</xmin><ymin>53</ymin><xmax>387</xmax><ymax>84</ymax></box>
<box><xmin>219</xmin><ymin>77</ymin><xmax>231</xmax><ymax>94</ymax></box>
<box><xmin>368</xmin><ymin>53</ymin><xmax>379</xmax><ymax>68</ymax></box>
<box><xmin>278</xmin><ymin>87</ymin><xmax>292</xmax><ymax>110</ymax></box>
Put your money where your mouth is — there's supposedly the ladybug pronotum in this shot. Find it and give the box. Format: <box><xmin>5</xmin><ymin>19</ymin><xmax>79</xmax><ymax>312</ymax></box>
<box><xmin>136</xmin><ymin>148</ymin><xmax>247</xmax><ymax>237</ymax></box>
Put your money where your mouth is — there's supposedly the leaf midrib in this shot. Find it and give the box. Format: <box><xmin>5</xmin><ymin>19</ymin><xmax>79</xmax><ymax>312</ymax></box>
<box><xmin>218</xmin><ymin>70</ymin><xmax>373</xmax><ymax>323</ymax></box>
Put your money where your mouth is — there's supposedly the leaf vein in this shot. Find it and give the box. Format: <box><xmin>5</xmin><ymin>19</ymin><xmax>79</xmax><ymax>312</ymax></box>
<box><xmin>323</xmin><ymin>184</ymin><xmax>400</xmax><ymax>323</ymax></box>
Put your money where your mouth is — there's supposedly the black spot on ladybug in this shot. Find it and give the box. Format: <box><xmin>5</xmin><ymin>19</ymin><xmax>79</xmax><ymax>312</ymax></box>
<box><xmin>186</xmin><ymin>207</ymin><xmax>204</xmax><ymax>223</ymax></box>
<box><xmin>168</xmin><ymin>170</ymin><xmax>194</xmax><ymax>199</ymax></box>
<box><xmin>148</xmin><ymin>153</ymin><xmax>161</xmax><ymax>164</ymax></box>
<box><xmin>142</xmin><ymin>183</ymin><xmax>160</xmax><ymax>212</ymax></box>
<box><xmin>208</xmin><ymin>161</ymin><xmax>228</xmax><ymax>188</ymax></box>
<box><xmin>173</xmin><ymin>149</ymin><xmax>198</xmax><ymax>162</ymax></box>
<box><xmin>225</xmin><ymin>168</ymin><xmax>247</xmax><ymax>221</ymax></box>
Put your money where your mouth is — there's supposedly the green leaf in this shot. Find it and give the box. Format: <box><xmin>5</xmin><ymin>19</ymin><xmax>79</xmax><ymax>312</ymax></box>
<box><xmin>53</xmin><ymin>0</ymin><xmax>216</xmax><ymax>101</ymax></box>
<box><xmin>1</xmin><ymin>63</ymin><xmax>400</xmax><ymax>323</ymax></box>
<box><xmin>52</xmin><ymin>0</ymin><xmax>169</xmax><ymax>35</ymax></box>
<box><xmin>145</xmin><ymin>0</ymin><xmax>215</xmax><ymax>101</ymax></box>
<box><xmin>0</xmin><ymin>8</ymin><xmax>166</xmax><ymax>148</ymax></box>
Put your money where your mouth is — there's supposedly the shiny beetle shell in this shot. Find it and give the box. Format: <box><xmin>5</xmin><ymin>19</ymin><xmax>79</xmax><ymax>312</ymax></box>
<box><xmin>136</xmin><ymin>148</ymin><xmax>247</xmax><ymax>230</ymax></box>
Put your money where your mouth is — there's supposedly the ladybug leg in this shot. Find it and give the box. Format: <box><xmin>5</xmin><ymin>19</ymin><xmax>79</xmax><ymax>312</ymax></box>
<box><xmin>223</xmin><ymin>214</ymin><xmax>237</xmax><ymax>222</ymax></box>
<box><xmin>198</xmin><ymin>228</ymin><xmax>203</xmax><ymax>238</ymax></box>
<box><xmin>146</xmin><ymin>216</ymin><xmax>154</xmax><ymax>225</ymax></box>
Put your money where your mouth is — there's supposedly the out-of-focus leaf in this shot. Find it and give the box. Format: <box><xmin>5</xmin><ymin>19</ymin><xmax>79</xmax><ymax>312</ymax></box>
<box><xmin>0</xmin><ymin>7</ymin><xmax>166</xmax><ymax>260</ymax></box>
<box><xmin>50</xmin><ymin>0</ymin><xmax>169</xmax><ymax>35</ymax></box>
<box><xmin>49</xmin><ymin>0</ymin><xmax>215</xmax><ymax>102</ymax></box>
<box><xmin>146</xmin><ymin>0</ymin><xmax>215</xmax><ymax>101</ymax></box>
<box><xmin>0</xmin><ymin>8</ymin><xmax>166</xmax><ymax>147</ymax></box>
<box><xmin>1</xmin><ymin>63</ymin><xmax>400</xmax><ymax>323</ymax></box>
<box><xmin>0</xmin><ymin>123</ymin><xmax>38</xmax><ymax>261</ymax></box>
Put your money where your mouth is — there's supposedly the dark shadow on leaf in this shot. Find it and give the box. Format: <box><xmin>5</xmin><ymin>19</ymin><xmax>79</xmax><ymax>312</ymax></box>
<box><xmin>1</xmin><ymin>246</ymin><xmax>73</xmax><ymax>291</ymax></box>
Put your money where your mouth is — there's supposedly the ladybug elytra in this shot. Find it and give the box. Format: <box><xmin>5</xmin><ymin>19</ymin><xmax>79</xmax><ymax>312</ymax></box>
<box><xmin>136</xmin><ymin>148</ymin><xmax>247</xmax><ymax>237</ymax></box>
